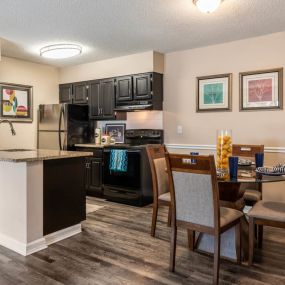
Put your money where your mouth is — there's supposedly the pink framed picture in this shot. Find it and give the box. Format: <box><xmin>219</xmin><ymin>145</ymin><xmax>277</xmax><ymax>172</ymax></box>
<box><xmin>240</xmin><ymin>68</ymin><xmax>283</xmax><ymax>111</ymax></box>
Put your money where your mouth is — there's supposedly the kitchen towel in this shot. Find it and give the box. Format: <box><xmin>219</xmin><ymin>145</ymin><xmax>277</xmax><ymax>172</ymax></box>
<box><xmin>109</xmin><ymin>149</ymin><xmax>128</xmax><ymax>172</ymax></box>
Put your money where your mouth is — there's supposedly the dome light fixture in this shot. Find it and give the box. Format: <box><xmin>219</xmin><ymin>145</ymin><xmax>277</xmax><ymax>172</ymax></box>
<box><xmin>193</xmin><ymin>0</ymin><xmax>223</xmax><ymax>13</ymax></box>
<box><xmin>40</xmin><ymin>44</ymin><xmax>82</xmax><ymax>59</ymax></box>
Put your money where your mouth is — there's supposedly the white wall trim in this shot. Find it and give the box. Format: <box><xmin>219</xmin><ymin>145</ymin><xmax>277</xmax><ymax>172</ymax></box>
<box><xmin>166</xmin><ymin>144</ymin><xmax>285</xmax><ymax>154</ymax></box>
<box><xmin>26</xmin><ymin>238</ymin><xmax>47</xmax><ymax>255</ymax></box>
<box><xmin>45</xmin><ymin>224</ymin><xmax>82</xmax><ymax>246</ymax></box>
<box><xmin>0</xmin><ymin>232</ymin><xmax>46</xmax><ymax>256</ymax></box>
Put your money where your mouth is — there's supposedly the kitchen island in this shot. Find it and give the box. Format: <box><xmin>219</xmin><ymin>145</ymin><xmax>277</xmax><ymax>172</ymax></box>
<box><xmin>0</xmin><ymin>149</ymin><xmax>92</xmax><ymax>256</ymax></box>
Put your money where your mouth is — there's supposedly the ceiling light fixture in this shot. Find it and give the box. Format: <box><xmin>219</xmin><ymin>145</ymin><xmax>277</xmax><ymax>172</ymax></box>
<box><xmin>193</xmin><ymin>0</ymin><xmax>223</xmax><ymax>13</ymax></box>
<box><xmin>40</xmin><ymin>44</ymin><xmax>82</xmax><ymax>59</ymax></box>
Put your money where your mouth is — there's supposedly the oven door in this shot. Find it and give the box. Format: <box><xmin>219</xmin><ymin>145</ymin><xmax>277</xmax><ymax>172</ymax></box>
<box><xmin>103</xmin><ymin>149</ymin><xmax>141</xmax><ymax>190</ymax></box>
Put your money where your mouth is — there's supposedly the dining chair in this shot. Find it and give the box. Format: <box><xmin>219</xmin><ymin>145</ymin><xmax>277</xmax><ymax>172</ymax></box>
<box><xmin>165</xmin><ymin>153</ymin><xmax>243</xmax><ymax>285</ymax></box>
<box><xmin>248</xmin><ymin>201</ymin><xmax>285</xmax><ymax>265</ymax></box>
<box><xmin>232</xmin><ymin>144</ymin><xmax>264</xmax><ymax>206</ymax></box>
<box><xmin>146</xmin><ymin>145</ymin><xmax>171</xmax><ymax>237</ymax></box>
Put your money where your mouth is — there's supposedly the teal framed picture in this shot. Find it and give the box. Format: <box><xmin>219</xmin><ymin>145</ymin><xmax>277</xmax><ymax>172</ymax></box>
<box><xmin>196</xmin><ymin>73</ymin><xmax>232</xmax><ymax>112</ymax></box>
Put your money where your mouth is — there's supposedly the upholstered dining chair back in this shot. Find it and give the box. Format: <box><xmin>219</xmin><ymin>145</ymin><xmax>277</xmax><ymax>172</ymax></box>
<box><xmin>146</xmin><ymin>145</ymin><xmax>169</xmax><ymax>197</ymax></box>
<box><xmin>165</xmin><ymin>154</ymin><xmax>220</xmax><ymax>228</ymax></box>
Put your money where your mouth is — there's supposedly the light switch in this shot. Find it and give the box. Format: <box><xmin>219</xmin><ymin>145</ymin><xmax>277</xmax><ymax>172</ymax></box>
<box><xmin>177</xmin><ymin>125</ymin><xmax>183</xmax><ymax>134</ymax></box>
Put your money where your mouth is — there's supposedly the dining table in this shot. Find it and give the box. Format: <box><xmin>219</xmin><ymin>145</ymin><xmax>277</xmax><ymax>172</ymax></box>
<box><xmin>196</xmin><ymin>168</ymin><xmax>285</xmax><ymax>261</ymax></box>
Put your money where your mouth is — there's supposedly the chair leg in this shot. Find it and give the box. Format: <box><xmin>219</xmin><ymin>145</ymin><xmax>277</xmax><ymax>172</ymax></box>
<box><xmin>213</xmin><ymin>234</ymin><xmax>221</xmax><ymax>285</ymax></box>
<box><xmin>235</xmin><ymin>221</ymin><xmax>241</xmax><ymax>265</ymax></box>
<box><xmin>248</xmin><ymin>217</ymin><xmax>255</xmax><ymax>266</ymax></box>
<box><xmin>167</xmin><ymin>205</ymin><xmax>171</xmax><ymax>227</ymax></box>
<box><xmin>187</xmin><ymin>230</ymin><xmax>195</xmax><ymax>251</ymax></box>
<box><xmin>258</xmin><ymin>225</ymin><xmax>263</xmax><ymax>249</ymax></box>
<box><xmin>151</xmin><ymin>203</ymin><xmax>158</xmax><ymax>237</ymax></box>
<box><xmin>169</xmin><ymin>225</ymin><xmax>177</xmax><ymax>272</ymax></box>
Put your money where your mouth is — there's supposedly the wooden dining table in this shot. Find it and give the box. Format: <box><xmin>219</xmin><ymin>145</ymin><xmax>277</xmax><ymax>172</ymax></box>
<box><xmin>196</xmin><ymin>169</ymin><xmax>285</xmax><ymax>261</ymax></box>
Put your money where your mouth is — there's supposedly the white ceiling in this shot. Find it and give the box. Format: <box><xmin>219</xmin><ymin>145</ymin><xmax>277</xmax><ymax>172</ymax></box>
<box><xmin>1</xmin><ymin>0</ymin><xmax>285</xmax><ymax>67</ymax></box>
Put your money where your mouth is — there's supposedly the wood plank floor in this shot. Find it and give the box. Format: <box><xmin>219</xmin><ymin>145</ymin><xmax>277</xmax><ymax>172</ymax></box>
<box><xmin>0</xmin><ymin>197</ymin><xmax>285</xmax><ymax>285</ymax></box>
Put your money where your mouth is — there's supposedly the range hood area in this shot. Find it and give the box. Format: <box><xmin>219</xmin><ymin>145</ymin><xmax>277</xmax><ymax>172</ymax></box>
<box><xmin>114</xmin><ymin>72</ymin><xmax>163</xmax><ymax>112</ymax></box>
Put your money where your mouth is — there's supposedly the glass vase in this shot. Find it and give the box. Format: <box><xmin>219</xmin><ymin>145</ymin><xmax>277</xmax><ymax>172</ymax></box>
<box><xmin>216</xmin><ymin>129</ymin><xmax>232</xmax><ymax>173</ymax></box>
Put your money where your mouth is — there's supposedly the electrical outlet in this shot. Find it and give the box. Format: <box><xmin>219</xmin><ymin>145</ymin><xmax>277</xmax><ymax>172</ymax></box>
<box><xmin>177</xmin><ymin>125</ymin><xmax>183</xmax><ymax>134</ymax></box>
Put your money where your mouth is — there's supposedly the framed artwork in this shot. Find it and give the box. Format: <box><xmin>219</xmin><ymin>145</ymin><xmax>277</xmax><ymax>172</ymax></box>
<box><xmin>0</xmin><ymin>82</ymin><xmax>33</xmax><ymax>122</ymax></box>
<box><xmin>240</xmin><ymin>68</ymin><xmax>283</xmax><ymax>111</ymax></box>
<box><xmin>105</xmin><ymin>123</ymin><xmax>126</xmax><ymax>143</ymax></box>
<box><xmin>196</xmin><ymin>73</ymin><xmax>232</xmax><ymax>112</ymax></box>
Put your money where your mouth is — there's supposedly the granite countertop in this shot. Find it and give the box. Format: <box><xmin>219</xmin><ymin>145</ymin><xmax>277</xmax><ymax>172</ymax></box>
<box><xmin>0</xmin><ymin>149</ymin><xmax>93</xmax><ymax>163</ymax></box>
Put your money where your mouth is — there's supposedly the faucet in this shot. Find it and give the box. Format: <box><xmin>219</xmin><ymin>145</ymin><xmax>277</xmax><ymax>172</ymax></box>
<box><xmin>0</xmin><ymin>120</ymin><xmax>16</xmax><ymax>136</ymax></box>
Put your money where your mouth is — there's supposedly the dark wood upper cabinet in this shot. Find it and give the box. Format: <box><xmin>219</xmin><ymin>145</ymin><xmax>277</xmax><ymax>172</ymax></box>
<box><xmin>116</xmin><ymin>76</ymin><xmax>133</xmax><ymax>102</ymax></box>
<box><xmin>88</xmin><ymin>79</ymin><xmax>117</xmax><ymax>120</ymax></box>
<box><xmin>73</xmin><ymin>82</ymin><xmax>89</xmax><ymax>104</ymax></box>
<box><xmin>59</xmin><ymin>84</ymin><xmax>73</xmax><ymax>103</ymax></box>
<box><xmin>133</xmin><ymin>73</ymin><xmax>152</xmax><ymax>100</ymax></box>
<box><xmin>100</xmin><ymin>79</ymin><xmax>115</xmax><ymax>118</ymax></box>
<box><xmin>89</xmin><ymin>80</ymin><xmax>101</xmax><ymax>119</ymax></box>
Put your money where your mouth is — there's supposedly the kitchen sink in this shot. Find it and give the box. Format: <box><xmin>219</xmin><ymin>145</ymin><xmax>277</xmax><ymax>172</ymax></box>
<box><xmin>0</xmin><ymin>149</ymin><xmax>33</xmax><ymax>152</ymax></box>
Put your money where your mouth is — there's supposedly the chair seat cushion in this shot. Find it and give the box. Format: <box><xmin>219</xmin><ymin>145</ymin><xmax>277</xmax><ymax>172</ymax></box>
<box><xmin>158</xmin><ymin>192</ymin><xmax>171</xmax><ymax>202</ymax></box>
<box><xmin>220</xmin><ymin>207</ymin><xmax>243</xmax><ymax>227</ymax></box>
<box><xmin>244</xmin><ymin>189</ymin><xmax>261</xmax><ymax>202</ymax></box>
<box><xmin>248</xmin><ymin>201</ymin><xmax>285</xmax><ymax>222</ymax></box>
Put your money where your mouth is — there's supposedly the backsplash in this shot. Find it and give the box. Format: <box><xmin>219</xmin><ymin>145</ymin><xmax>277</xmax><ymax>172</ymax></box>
<box><xmin>96</xmin><ymin>111</ymin><xmax>163</xmax><ymax>132</ymax></box>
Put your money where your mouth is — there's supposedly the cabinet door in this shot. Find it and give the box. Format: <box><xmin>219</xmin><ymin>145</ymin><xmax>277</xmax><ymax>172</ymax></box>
<box><xmin>59</xmin><ymin>84</ymin><xmax>73</xmax><ymax>103</ymax></box>
<box><xmin>89</xmin><ymin>158</ymin><xmax>103</xmax><ymax>194</ymax></box>
<box><xmin>73</xmin><ymin>82</ymin><xmax>88</xmax><ymax>104</ymax></box>
<box><xmin>89</xmin><ymin>81</ymin><xmax>101</xmax><ymax>119</ymax></box>
<box><xmin>133</xmin><ymin>73</ymin><xmax>152</xmax><ymax>100</ymax></box>
<box><xmin>100</xmin><ymin>79</ymin><xmax>115</xmax><ymax>118</ymax></box>
<box><xmin>116</xmin><ymin>76</ymin><xmax>133</xmax><ymax>102</ymax></box>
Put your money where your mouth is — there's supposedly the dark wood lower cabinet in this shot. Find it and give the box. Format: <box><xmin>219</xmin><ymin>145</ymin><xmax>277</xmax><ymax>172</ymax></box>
<box><xmin>43</xmin><ymin>157</ymin><xmax>86</xmax><ymax>235</ymax></box>
<box><xmin>86</xmin><ymin>156</ymin><xmax>103</xmax><ymax>197</ymax></box>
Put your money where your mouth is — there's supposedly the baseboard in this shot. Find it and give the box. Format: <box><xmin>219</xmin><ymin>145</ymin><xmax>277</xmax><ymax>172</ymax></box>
<box><xmin>26</xmin><ymin>238</ymin><xmax>47</xmax><ymax>255</ymax></box>
<box><xmin>0</xmin><ymin>232</ymin><xmax>46</xmax><ymax>256</ymax></box>
<box><xmin>45</xmin><ymin>224</ymin><xmax>82</xmax><ymax>246</ymax></box>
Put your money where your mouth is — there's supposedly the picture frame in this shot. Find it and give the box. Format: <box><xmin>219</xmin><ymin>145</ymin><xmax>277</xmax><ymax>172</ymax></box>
<box><xmin>105</xmin><ymin>123</ymin><xmax>126</xmax><ymax>143</ymax></box>
<box><xmin>196</xmin><ymin>73</ymin><xmax>232</xmax><ymax>112</ymax></box>
<box><xmin>239</xmin><ymin>68</ymin><xmax>283</xmax><ymax>111</ymax></box>
<box><xmin>0</xmin><ymin>82</ymin><xmax>33</xmax><ymax>122</ymax></box>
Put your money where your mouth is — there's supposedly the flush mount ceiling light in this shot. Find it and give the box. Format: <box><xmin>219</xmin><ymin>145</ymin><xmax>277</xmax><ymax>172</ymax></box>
<box><xmin>40</xmin><ymin>44</ymin><xmax>82</xmax><ymax>59</ymax></box>
<box><xmin>193</xmin><ymin>0</ymin><xmax>223</xmax><ymax>13</ymax></box>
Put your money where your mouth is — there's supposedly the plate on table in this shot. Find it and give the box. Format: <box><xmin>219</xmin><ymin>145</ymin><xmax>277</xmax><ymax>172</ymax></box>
<box><xmin>255</xmin><ymin>167</ymin><xmax>285</xmax><ymax>176</ymax></box>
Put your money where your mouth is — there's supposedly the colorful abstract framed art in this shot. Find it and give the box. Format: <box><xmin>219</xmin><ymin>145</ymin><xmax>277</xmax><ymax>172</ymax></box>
<box><xmin>239</xmin><ymin>68</ymin><xmax>283</xmax><ymax>111</ymax></box>
<box><xmin>196</xmin><ymin>73</ymin><xmax>232</xmax><ymax>112</ymax></box>
<box><xmin>0</xmin><ymin>83</ymin><xmax>33</xmax><ymax>122</ymax></box>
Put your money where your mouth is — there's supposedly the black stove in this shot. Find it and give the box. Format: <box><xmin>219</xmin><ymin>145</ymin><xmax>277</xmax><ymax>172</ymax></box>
<box><xmin>103</xmin><ymin>129</ymin><xmax>163</xmax><ymax>206</ymax></box>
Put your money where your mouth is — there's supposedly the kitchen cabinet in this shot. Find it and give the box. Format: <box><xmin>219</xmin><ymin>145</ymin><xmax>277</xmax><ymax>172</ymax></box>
<box><xmin>116</xmin><ymin>75</ymin><xmax>133</xmax><ymax>102</ymax></box>
<box><xmin>59</xmin><ymin>82</ymin><xmax>88</xmax><ymax>104</ymax></box>
<box><xmin>133</xmin><ymin>73</ymin><xmax>152</xmax><ymax>100</ymax></box>
<box><xmin>89</xmin><ymin>79</ymin><xmax>116</xmax><ymax>120</ymax></box>
<box><xmin>77</xmin><ymin>147</ymin><xmax>104</xmax><ymax>197</ymax></box>
<box><xmin>86</xmin><ymin>157</ymin><xmax>103</xmax><ymax>196</ymax></box>
<box><xmin>73</xmin><ymin>82</ymin><xmax>89</xmax><ymax>104</ymax></box>
<box><xmin>114</xmin><ymin>72</ymin><xmax>163</xmax><ymax>111</ymax></box>
<box><xmin>59</xmin><ymin>84</ymin><xmax>73</xmax><ymax>103</ymax></box>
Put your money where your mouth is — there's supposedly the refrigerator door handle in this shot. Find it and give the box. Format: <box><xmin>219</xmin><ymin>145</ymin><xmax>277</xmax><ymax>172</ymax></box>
<box><xmin>59</xmin><ymin>105</ymin><xmax>64</xmax><ymax>150</ymax></box>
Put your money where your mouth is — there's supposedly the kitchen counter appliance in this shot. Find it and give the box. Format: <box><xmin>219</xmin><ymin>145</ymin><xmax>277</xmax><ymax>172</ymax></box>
<box><xmin>103</xmin><ymin>129</ymin><xmax>163</xmax><ymax>206</ymax></box>
<box><xmin>38</xmin><ymin>104</ymin><xmax>90</xmax><ymax>150</ymax></box>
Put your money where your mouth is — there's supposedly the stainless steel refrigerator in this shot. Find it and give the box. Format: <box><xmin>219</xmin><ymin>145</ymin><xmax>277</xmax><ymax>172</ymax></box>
<box><xmin>38</xmin><ymin>104</ymin><xmax>90</xmax><ymax>150</ymax></box>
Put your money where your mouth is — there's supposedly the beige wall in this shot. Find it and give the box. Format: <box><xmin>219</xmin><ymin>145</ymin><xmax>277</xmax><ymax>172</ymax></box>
<box><xmin>0</xmin><ymin>57</ymin><xmax>59</xmax><ymax>148</ymax></box>
<box><xmin>164</xmin><ymin>32</ymin><xmax>285</xmax><ymax>147</ymax></box>
<box><xmin>164</xmin><ymin>32</ymin><xmax>285</xmax><ymax>201</ymax></box>
<box><xmin>59</xmin><ymin>51</ymin><xmax>164</xmax><ymax>83</ymax></box>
